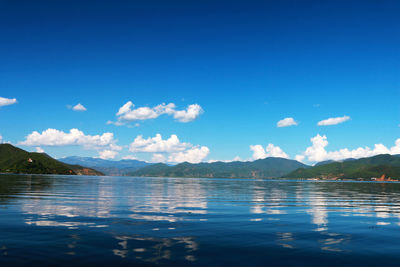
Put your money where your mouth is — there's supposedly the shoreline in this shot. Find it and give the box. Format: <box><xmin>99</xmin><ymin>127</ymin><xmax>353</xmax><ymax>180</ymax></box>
<box><xmin>1</xmin><ymin>173</ymin><xmax>399</xmax><ymax>182</ymax></box>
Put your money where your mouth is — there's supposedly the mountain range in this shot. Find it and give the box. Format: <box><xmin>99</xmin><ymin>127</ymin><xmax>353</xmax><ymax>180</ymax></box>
<box><xmin>130</xmin><ymin>157</ymin><xmax>308</xmax><ymax>178</ymax></box>
<box><xmin>2</xmin><ymin>144</ymin><xmax>400</xmax><ymax>180</ymax></box>
<box><xmin>59</xmin><ymin>156</ymin><xmax>151</xmax><ymax>176</ymax></box>
<box><xmin>286</xmin><ymin>154</ymin><xmax>400</xmax><ymax>180</ymax></box>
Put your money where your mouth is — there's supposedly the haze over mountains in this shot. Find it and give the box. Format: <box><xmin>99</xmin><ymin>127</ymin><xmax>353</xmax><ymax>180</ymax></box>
<box><xmin>59</xmin><ymin>156</ymin><xmax>150</xmax><ymax>176</ymax></box>
<box><xmin>59</xmin><ymin>156</ymin><xmax>308</xmax><ymax>178</ymax></box>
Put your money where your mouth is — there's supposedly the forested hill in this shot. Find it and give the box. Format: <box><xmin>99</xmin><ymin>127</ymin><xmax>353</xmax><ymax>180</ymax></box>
<box><xmin>285</xmin><ymin>154</ymin><xmax>400</xmax><ymax>180</ymax></box>
<box><xmin>130</xmin><ymin>157</ymin><xmax>308</xmax><ymax>178</ymax></box>
<box><xmin>0</xmin><ymin>144</ymin><xmax>103</xmax><ymax>176</ymax></box>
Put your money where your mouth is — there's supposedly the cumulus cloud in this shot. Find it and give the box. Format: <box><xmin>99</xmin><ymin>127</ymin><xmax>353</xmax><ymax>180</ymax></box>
<box><xmin>152</xmin><ymin>153</ymin><xmax>167</xmax><ymax>163</ymax></box>
<box><xmin>129</xmin><ymin>134</ymin><xmax>189</xmax><ymax>153</ymax></box>
<box><xmin>266</xmin><ymin>144</ymin><xmax>289</xmax><ymax>158</ymax></box>
<box><xmin>129</xmin><ymin>133</ymin><xmax>209</xmax><ymax>163</ymax></box>
<box><xmin>0</xmin><ymin>135</ymin><xmax>3</xmax><ymax>143</ymax></box>
<box><xmin>0</xmin><ymin>97</ymin><xmax>17</xmax><ymax>107</ymax></box>
<box><xmin>250</xmin><ymin>144</ymin><xmax>289</xmax><ymax>160</ymax></box>
<box><xmin>115</xmin><ymin>101</ymin><xmax>203</xmax><ymax>125</ymax></box>
<box><xmin>295</xmin><ymin>154</ymin><xmax>305</xmax><ymax>162</ymax></box>
<box><xmin>173</xmin><ymin>104</ymin><xmax>204</xmax><ymax>122</ymax></box>
<box><xmin>296</xmin><ymin>134</ymin><xmax>329</xmax><ymax>162</ymax></box>
<box><xmin>317</xmin><ymin>115</ymin><xmax>350</xmax><ymax>126</ymax></box>
<box><xmin>122</xmin><ymin>155</ymin><xmax>138</xmax><ymax>160</ymax></box>
<box><xmin>116</xmin><ymin>101</ymin><xmax>134</xmax><ymax>116</ymax></box>
<box><xmin>72</xmin><ymin>103</ymin><xmax>87</xmax><ymax>112</ymax></box>
<box><xmin>98</xmin><ymin>150</ymin><xmax>118</xmax><ymax>159</ymax></box>
<box><xmin>250</xmin><ymin>145</ymin><xmax>267</xmax><ymax>160</ymax></box>
<box><xmin>296</xmin><ymin>134</ymin><xmax>400</xmax><ymax>163</ymax></box>
<box><xmin>35</xmin><ymin>147</ymin><xmax>45</xmax><ymax>153</ymax></box>
<box><xmin>277</xmin><ymin>117</ymin><xmax>298</xmax><ymax>127</ymax></box>
<box><xmin>19</xmin><ymin>128</ymin><xmax>122</xmax><ymax>151</ymax></box>
<box><xmin>168</xmin><ymin>146</ymin><xmax>210</xmax><ymax>163</ymax></box>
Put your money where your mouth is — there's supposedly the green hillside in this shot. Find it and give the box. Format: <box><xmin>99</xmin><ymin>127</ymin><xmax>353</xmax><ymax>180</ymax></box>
<box><xmin>130</xmin><ymin>157</ymin><xmax>308</xmax><ymax>178</ymax></box>
<box><xmin>0</xmin><ymin>144</ymin><xmax>103</xmax><ymax>175</ymax></box>
<box><xmin>285</xmin><ymin>154</ymin><xmax>400</xmax><ymax>180</ymax></box>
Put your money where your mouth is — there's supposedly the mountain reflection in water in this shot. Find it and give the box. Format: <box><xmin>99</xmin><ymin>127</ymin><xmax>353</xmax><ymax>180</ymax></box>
<box><xmin>1</xmin><ymin>175</ymin><xmax>400</xmax><ymax>266</ymax></box>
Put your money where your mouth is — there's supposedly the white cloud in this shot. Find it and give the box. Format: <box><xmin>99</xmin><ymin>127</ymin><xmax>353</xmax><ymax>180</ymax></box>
<box><xmin>295</xmin><ymin>154</ymin><xmax>305</xmax><ymax>163</ymax></box>
<box><xmin>0</xmin><ymin>135</ymin><xmax>3</xmax><ymax>143</ymax></box>
<box><xmin>35</xmin><ymin>147</ymin><xmax>45</xmax><ymax>153</ymax></box>
<box><xmin>392</xmin><ymin>139</ymin><xmax>400</xmax><ymax>154</ymax></box>
<box><xmin>72</xmin><ymin>103</ymin><xmax>87</xmax><ymax>112</ymax></box>
<box><xmin>265</xmin><ymin>144</ymin><xmax>289</xmax><ymax>158</ymax></box>
<box><xmin>152</xmin><ymin>153</ymin><xmax>167</xmax><ymax>163</ymax></box>
<box><xmin>115</xmin><ymin>101</ymin><xmax>203</xmax><ymax>124</ymax></box>
<box><xmin>296</xmin><ymin>134</ymin><xmax>400</xmax><ymax>163</ymax></box>
<box><xmin>129</xmin><ymin>133</ymin><xmax>209</xmax><ymax>163</ymax></box>
<box><xmin>122</xmin><ymin>155</ymin><xmax>138</xmax><ymax>160</ymax></box>
<box><xmin>19</xmin><ymin>128</ymin><xmax>122</xmax><ymax>151</ymax></box>
<box><xmin>173</xmin><ymin>104</ymin><xmax>204</xmax><ymax>123</ymax></box>
<box><xmin>98</xmin><ymin>150</ymin><xmax>118</xmax><ymax>159</ymax></box>
<box><xmin>297</xmin><ymin>134</ymin><xmax>329</xmax><ymax>162</ymax></box>
<box><xmin>106</xmin><ymin>120</ymin><xmax>126</xmax><ymax>127</ymax></box>
<box><xmin>0</xmin><ymin>97</ymin><xmax>17</xmax><ymax>107</ymax></box>
<box><xmin>250</xmin><ymin>145</ymin><xmax>267</xmax><ymax>160</ymax></box>
<box><xmin>168</xmin><ymin>146</ymin><xmax>210</xmax><ymax>163</ymax></box>
<box><xmin>122</xmin><ymin>106</ymin><xmax>159</xmax><ymax>120</ymax></box>
<box><xmin>109</xmin><ymin>144</ymin><xmax>123</xmax><ymax>151</ymax></box>
<box><xmin>232</xmin><ymin>156</ymin><xmax>242</xmax><ymax>161</ymax></box>
<box><xmin>277</xmin><ymin>117</ymin><xmax>298</xmax><ymax>127</ymax></box>
<box><xmin>116</xmin><ymin>101</ymin><xmax>134</xmax><ymax>116</ymax></box>
<box><xmin>317</xmin><ymin>115</ymin><xmax>350</xmax><ymax>126</ymax></box>
<box><xmin>129</xmin><ymin>134</ymin><xmax>189</xmax><ymax>153</ymax></box>
<box><xmin>250</xmin><ymin>144</ymin><xmax>289</xmax><ymax>160</ymax></box>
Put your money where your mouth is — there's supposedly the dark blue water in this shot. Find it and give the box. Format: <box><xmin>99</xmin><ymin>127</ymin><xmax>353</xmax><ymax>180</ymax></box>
<box><xmin>1</xmin><ymin>175</ymin><xmax>400</xmax><ymax>266</ymax></box>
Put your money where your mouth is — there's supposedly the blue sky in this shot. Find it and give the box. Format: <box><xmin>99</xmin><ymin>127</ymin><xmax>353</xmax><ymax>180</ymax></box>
<box><xmin>0</xmin><ymin>0</ymin><xmax>399</xmax><ymax>164</ymax></box>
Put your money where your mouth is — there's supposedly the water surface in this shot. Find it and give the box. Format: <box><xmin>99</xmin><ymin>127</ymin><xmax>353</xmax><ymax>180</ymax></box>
<box><xmin>1</xmin><ymin>174</ymin><xmax>400</xmax><ymax>266</ymax></box>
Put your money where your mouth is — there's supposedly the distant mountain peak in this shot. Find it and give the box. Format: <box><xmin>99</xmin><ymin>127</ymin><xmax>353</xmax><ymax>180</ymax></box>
<box><xmin>58</xmin><ymin>156</ymin><xmax>152</xmax><ymax>176</ymax></box>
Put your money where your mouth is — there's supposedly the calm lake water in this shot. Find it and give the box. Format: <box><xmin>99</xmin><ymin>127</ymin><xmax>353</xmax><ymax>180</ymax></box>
<box><xmin>1</xmin><ymin>175</ymin><xmax>400</xmax><ymax>266</ymax></box>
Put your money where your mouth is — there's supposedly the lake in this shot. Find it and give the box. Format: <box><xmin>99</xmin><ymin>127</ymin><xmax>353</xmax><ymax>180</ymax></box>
<box><xmin>1</xmin><ymin>174</ymin><xmax>400</xmax><ymax>266</ymax></box>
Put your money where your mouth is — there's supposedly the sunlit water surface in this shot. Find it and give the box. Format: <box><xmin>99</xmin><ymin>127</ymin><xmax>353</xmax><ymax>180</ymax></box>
<box><xmin>1</xmin><ymin>174</ymin><xmax>400</xmax><ymax>266</ymax></box>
